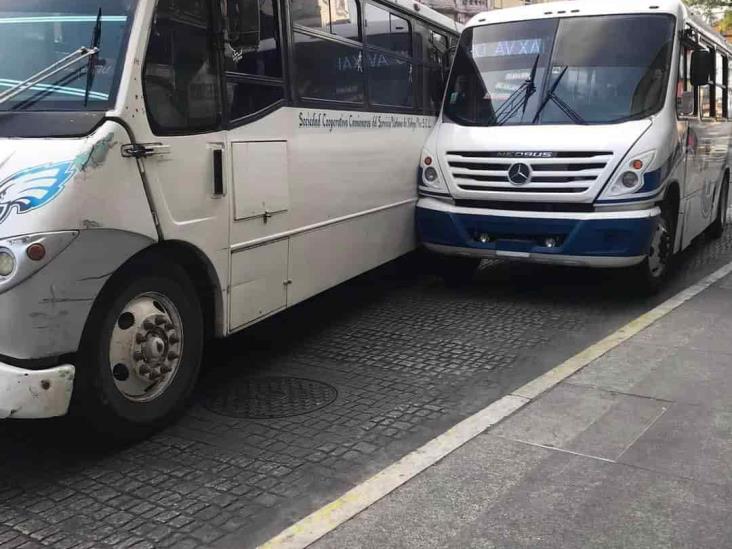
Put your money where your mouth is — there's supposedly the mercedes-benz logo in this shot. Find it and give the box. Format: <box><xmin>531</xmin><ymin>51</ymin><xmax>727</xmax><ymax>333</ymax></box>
<box><xmin>508</xmin><ymin>163</ymin><xmax>531</xmax><ymax>185</ymax></box>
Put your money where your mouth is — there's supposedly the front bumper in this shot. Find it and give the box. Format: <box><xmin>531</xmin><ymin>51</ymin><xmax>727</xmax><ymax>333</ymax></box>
<box><xmin>0</xmin><ymin>362</ymin><xmax>75</xmax><ymax>419</ymax></box>
<box><xmin>417</xmin><ymin>198</ymin><xmax>660</xmax><ymax>268</ymax></box>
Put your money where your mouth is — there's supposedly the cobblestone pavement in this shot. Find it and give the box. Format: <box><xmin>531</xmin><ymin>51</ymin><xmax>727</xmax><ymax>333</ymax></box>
<box><xmin>2</xmin><ymin>231</ymin><xmax>732</xmax><ymax>549</ymax></box>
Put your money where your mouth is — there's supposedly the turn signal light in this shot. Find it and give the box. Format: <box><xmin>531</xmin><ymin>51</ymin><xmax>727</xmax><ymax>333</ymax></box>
<box><xmin>424</xmin><ymin>156</ymin><xmax>433</xmax><ymax>166</ymax></box>
<box><xmin>631</xmin><ymin>159</ymin><xmax>644</xmax><ymax>170</ymax></box>
<box><xmin>26</xmin><ymin>243</ymin><xmax>46</xmax><ymax>261</ymax></box>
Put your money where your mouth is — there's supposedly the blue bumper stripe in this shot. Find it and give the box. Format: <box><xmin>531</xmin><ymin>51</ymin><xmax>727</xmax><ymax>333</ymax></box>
<box><xmin>417</xmin><ymin>207</ymin><xmax>658</xmax><ymax>258</ymax></box>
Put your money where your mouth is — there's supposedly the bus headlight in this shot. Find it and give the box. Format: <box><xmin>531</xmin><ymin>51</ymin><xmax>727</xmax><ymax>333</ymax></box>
<box><xmin>0</xmin><ymin>231</ymin><xmax>78</xmax><ymax>295</ymax></box>
<box><xmin>0</xmin><ymin>249</ymin><xmax>15</xmax><ymax>277</ymax></box>
<box><xmin>424</xmin><ymin>167</ymin><xmax>439</xmax><ymax>183</ymax></box>
<box><xmin>601</xmin><ymin>151</ymin><xmax>656</xmax><ymax>198</ymax></box>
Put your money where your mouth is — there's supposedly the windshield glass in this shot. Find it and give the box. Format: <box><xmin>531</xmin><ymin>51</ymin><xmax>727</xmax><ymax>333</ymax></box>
<box><xmin>0</xmin><ymin>0</ymin><xmax>137</xmax><ymax>112</ymax></box>
<box><xmin>444</xmin><ymin>14</ymin><xmax>675</xmax><ymax>126</ymax></box>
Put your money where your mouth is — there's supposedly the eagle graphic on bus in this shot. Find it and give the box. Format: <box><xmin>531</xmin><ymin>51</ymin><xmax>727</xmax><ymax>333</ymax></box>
<box><xmin>0</xmin><ymin>160</ymin><xmax>76</xmax><ymax>225</ymax></box>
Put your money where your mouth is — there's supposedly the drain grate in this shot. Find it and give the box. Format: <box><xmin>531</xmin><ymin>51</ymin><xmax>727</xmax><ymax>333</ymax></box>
<box><xmin>202</xmin><ymin>376</ymin><xmax>338</xmax><ymax>419</ymax></box>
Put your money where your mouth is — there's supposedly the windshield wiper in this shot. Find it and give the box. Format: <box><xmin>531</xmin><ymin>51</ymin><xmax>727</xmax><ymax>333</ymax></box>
<box><xmin>84</xmin><ymin>8</ymin><xmax>103</xmax><ymax>106</ymax></box>
<box><xmin>531</xmin><ymin>66</ymin><xmax>587</xmax><ymax>125</ymax></box>
<box><xmin>492</xmin><ymin>54</ymin><xmax>540</xmax><ymax>126</ymax></box>
<box><xmin>0</xmin><ymin>45</ymin><xmax>99</xmax><ymax>106</ymax></box>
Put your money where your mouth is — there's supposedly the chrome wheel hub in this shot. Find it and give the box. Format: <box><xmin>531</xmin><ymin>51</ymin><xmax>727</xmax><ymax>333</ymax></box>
<box><xmin>109</xmin><ymin>292</ymin><xmax>184</xmax><ymax>402</ymax></box>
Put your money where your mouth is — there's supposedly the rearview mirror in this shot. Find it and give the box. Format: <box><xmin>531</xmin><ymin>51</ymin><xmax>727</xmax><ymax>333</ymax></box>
<box><xmin>690</xmin><ymin>50</ymin><xmax>714</xmax><ymax>87</ymax></box>
<box><xmin>677</xmin><ymin>90</ymin><xmax>694</xmax><ymax>116</ymax></box>
<box><xmin>227</xmin><ymin>0</ymin><xmax>261</xmax><ymax>51</ymax></box>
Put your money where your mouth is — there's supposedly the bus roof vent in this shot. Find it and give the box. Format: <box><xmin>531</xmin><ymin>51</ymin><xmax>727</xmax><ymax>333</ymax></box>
<box><xmin>571</xmin><ymin>9</ymin><xmax>580</xmax><ymax>13</ymax></box>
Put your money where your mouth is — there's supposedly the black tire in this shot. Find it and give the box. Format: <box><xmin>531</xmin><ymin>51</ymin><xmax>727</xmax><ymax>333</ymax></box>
<box><xmin>707</xmin><ymin>174</ymin><xmax>729</xmax><ymax>239</ymax></box>
<box><xmin>436</xmin><ymin>255</ymin><xmax>481</xmax><ymax>286</ymax></box>
<box><xmin>631</xmin><ymin>197</ymin><xmax>676</xmax><ymax>294</ymax></box>
<box><xmin>72</xmin><ymin>258</ymin><xmax>203</xmax><ymax>441</ymax></box>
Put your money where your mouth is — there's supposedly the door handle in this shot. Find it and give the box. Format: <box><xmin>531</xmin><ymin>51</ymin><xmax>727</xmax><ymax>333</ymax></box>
<box><xmin>212</xmin><ymin>149</ymin><xmax>224</xmax><ymax>196</ymax></box>
<box><xmin>121</xmin><ymin>143</ymin><xmax>171</xmax><ymax>158</ymax></box>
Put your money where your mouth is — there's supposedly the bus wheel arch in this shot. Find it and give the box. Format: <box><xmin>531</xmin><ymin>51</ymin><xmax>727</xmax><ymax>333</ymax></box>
<box><xmin>664</xmin><ymin>181</ymin><xmax>681</xmax><ymax>253</ymax></box>
<box><xmin>146</xmin><ymin>241</ymin><xmax>224</xmax><ymax>341</ymax></box>
<box><xmin>708</xmin><ymin>170</ymin><xmax>730</xmax><ymax>239</ymax></box>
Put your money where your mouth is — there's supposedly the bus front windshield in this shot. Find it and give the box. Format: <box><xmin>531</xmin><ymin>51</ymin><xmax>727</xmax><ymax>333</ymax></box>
<box><xmin>0</xmin><ymin>0</ymin><xmax>137</xmax><ymax>112</ymax></box>
<box><xmin>444</xmin><ymin>14</ymin><xmax>675</xmax><ymax>126</ymax></box>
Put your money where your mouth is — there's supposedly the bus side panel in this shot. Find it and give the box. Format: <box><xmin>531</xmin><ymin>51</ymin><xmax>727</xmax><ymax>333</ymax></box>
<box><xmin>287</xmin><ymin>201</ymin><xmax>416</xmax><ymax>307</ymax></box>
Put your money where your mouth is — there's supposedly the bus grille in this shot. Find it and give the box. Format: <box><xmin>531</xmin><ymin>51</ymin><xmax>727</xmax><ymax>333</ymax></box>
<box><xmin>445</xmin><ymin>151</ymin><xmax>613</xmax><ymax>194</ymax></box>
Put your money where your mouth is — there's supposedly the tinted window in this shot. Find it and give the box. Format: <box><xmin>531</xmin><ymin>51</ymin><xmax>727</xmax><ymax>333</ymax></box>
<box><xmin>294</xmin><ymin>31</ymin><xmax>364</xmax><ymax>102</ymax></box>
<box><xmin>365</xmin><ymin>4</ymin><xmax>410</xmax><ymax>56</ymax></box>
<box><xmin>144</xmin><ymin>0</ymin><xmax>221</xmax><ymax>134</ymax></box>
<box><xmin>445</xmin><ymin>15</ymin><xmax>674</xmax><ymax>126</ymax></box>
<box><xmin>331</xmin><ymin>0</ymin><xmax>360</xmax><ymax>40</ymax></box>
<box><xmin>368</xmin><ymin>51</ymin><xmax>414</xmax><ymax>107</ymax></box>
<box><xmin>228</xmin><ymin>81</ymin><xmax>284</xmax><ymax>119</ymax></box>
<box><xmin>291</xmin><ymin>0</ymin><xmax>360</xmax><ymax>41</ymax></box>
<box><xmin>424</xmin><ymin>65</ymin><xmax>444</xmax><ymax>113</ymax></box>
<box><xmin>429</xmin><ymin>31</ymin><xmax>448</xmax><ymax>66</ymax></box>
<box><xmin>225</xmin><ymin>0</ymin><xmax>282</xmax><ymax>77</ymax></box>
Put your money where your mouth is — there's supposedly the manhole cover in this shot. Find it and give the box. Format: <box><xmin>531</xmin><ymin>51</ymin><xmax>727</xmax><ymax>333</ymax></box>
<box><xmin>202</xmin><ymin>376</ymin><xmax>338</xmax><ymax>419</ymax></box>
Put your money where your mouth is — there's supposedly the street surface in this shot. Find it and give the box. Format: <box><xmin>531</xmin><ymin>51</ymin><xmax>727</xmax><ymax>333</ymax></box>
<box><xmin>314</xmin><ymin>268</ymin><xmax>732</xmax><ymax>549</ymax></box>
<box><xmin>2</xmin><ymin>229</ymin><xmax>732</xmax><ymax>549</ymax></box>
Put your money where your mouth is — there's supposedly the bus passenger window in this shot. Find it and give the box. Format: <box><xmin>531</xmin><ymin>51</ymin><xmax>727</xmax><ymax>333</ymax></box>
<box><xmin>368</xmin><ymin>52</ymin><xmax>415</xmax><ymax>107</ymax></box>
<box><xmin>715</xmin><ymin>52</ymin><xmax>727</xmax><ymax>118</ymax></box>
<box><xmin>224</xmin><ymin>0</ymin><xmax>285</xmax><ymax>121</ymax></box>
<box><xmin>294</xmin><ymin>32</ymin><xmax>364</xmax><ymax>102</ymax></box>
<box><xmin>291</xmin><ymin>0</ymin><xmax>360</xmax><ymax>41</ymax></box>
<box><xmin>143</xmin><ymin>0</ymin><xmax>221</xmax><ymax>134</ymax></box>
<box><xmin>224</xmin><ymin>0</ymin><xmax>282</xmax><ymax>78</ymax></box>
<box><xmin>365</xmin><ymin>4</ymin><xmax>411</xmax><ymax>57</ymax></box>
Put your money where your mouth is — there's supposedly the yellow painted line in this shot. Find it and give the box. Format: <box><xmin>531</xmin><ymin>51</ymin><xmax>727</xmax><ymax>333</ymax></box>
<box><xmin>260</xmin><ymin>259</ymin><xmax>732</xmax><ymax>549</ymax></box>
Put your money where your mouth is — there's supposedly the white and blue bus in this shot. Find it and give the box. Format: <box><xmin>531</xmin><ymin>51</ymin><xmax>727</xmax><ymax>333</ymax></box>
<box><xmin>0</xmin><ymin>0</ymin><xmax>458</xmax><ymax>433</ymax></box>
<box><xmin>417</xmin><ymin>0</ymin><xmax>731</xmax><ymax>290</ymax></box>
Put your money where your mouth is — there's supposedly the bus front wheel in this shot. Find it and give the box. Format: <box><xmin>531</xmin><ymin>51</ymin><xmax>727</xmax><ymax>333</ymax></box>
<box><xmin>632</xmin><ymin>200</ymin><xmax>675</xmax><ymax>294</ymax></box>
<box><xmin>74</xmin><ymin>260</ymin><xmax>203</xmax><ymax>440</ymax></box>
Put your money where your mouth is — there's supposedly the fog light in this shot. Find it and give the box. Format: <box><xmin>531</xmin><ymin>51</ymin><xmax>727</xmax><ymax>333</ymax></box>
<box><xmin>26</xmin><ymin>243</ymin><xmax>46</xmax><ymax>261</ymax></box>
<box><xmin>479</xmin><ymin>233</ymin><xmax>489</xmax><ymax>243</ymax></box>
<box><xmin>621</xmin><ymin>171</ymin><xmax>639</xmax><ymax>188</ymax></box>
<box><xmin>544</xmin><ymin>237</ymin><xmax>557</xmax><ymax>248</ymax></box>
<box><xmin>424</xmin><ymin>167</ymin><xmax>438</xmax><ymax>183</ymax></box>
<box><xmin>0</xmin><ymin>249</ymin><xmax>15</xmax><ymax>277</ymax></box>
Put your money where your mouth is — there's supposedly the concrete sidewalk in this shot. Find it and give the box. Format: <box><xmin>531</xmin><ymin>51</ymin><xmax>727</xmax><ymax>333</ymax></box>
<box><xmin>312</xmin><ymin>273</ymin><xmax>732</xmax><ymax>548</ymax></box>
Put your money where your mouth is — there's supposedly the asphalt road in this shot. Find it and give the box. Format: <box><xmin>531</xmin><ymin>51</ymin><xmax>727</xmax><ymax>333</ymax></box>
<box><xmin>1</xmin><ymin>228</ymin><xmax>732</xmax><ymax>549</ymax></box>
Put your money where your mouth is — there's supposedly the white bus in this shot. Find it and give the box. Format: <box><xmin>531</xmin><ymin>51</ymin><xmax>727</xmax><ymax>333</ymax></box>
<box><xmin>417</xmin><ymin>0</ymin><xmax>731</xmax><ymax>289</ymax></box>
<box><xmin>0</xmin><ymin>0</ymin><xmax>459</xmax><ymax>433</ymax></box>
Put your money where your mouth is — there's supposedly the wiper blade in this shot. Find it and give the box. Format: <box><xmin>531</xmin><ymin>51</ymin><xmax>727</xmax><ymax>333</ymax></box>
<box><xmin>0</xmin><ymin>46</ymin><xmax>99</xmax><ymax>106</ymax></box>
<box><xmin>493</xmin><ymin>54</ymin><xmax>540</xmax><ymax>126</ymax></box>
<box><xmin>84</xmin><ymin>8</ymin><xmax>103</xmax><ymax>106</ymax></box>
<box><xmin>532</xmin><ymin>65</ymin><xmax>568</xmax><ymax>124</ymax></box>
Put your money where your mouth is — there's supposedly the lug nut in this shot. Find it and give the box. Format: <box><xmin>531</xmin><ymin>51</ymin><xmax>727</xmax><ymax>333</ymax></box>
<box><xmin>169</xmin><ymin>335</ymin><xmax>180</xmax><ymax>344</ymax></box>
<box><xmin>143</xmin><ymin>319</ymin><xmax>155</xmax><ymax>330</ymax></box>
<box><xmin>155</xmin><ymin>316</ymin><xmax>166</xmax><ymax>325</ymax></box>
<box><xmin>133</xmin><ymin>351</ymin><xmax>144</xmax><ymax>361</ymax></box>
<box><xmin>167</xmin><ymin>351</ymin><xmax>179</xmax><ymax>360</ymax></box>
<box><xmin>135</xmin><ymin>333</ymin><xmax>146</xmax><ymax>343</ymax></box>
<box><xmin>161</xmin><ymin>364</ymin><xmax>172</xmax><ymax>374</ymax></box>
<box><xmin>164</xmin><ymin>323</ymin><xmax>174</xmax><ymax>331</ymax></box>
<box><xmin>139</xmin><ymin>364</ymin><xmax>151</xmax><ymax>375</ymax></box>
